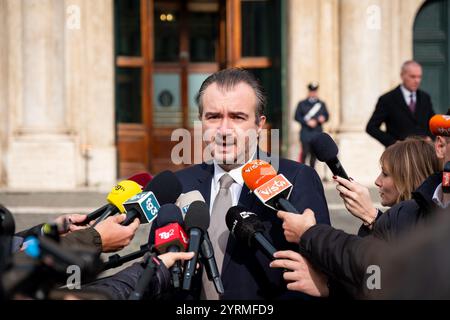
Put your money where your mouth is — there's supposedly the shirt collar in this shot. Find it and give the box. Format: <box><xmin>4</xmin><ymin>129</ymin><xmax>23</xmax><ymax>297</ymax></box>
<box><xmin>432</xmin><ymin>183</ymin><xmax>450</xmax><ymax>209</ymax></box>
<box><xmin>212</xmin><ymin>151</ymin><xmax>257</xmax><ymax>187</ymax></box>
<box><xmin>400</xmin><ymin>85</ymin><xmax>416</xmax><ymax>97</ymax></box>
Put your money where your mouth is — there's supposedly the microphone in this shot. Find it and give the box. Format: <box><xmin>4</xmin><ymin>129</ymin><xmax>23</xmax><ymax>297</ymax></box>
<box><xmin>128</xmin><ymin>252</ymin><xmax>160</xmax><ymax>300</ymax></box>
<box><xmin>200</xmin><ymin>232</ymin><xmax>225</xmax><ymax>295</ymax></box>
<box><xmin>154</xmin><ymin>204</ymin><xmax>188</xmax><ymax>289</ymax></box>
<box><xmin>242</xmin><ymin>159</ymin><xmax>299</xmax><ymax>213</ymax></box>
<box><xmin>182</xmin><ymin>201</ymin><xmax>210</xmax><ymax>291</ymax></box>
<box><xmin>121</xmin><ymin>170</ymin><xmax>182</xmax><ymax>226</ymax></box>
<box><xmin>90</xmin><ymin>180</ymin><xmax>142</xmax><ymax>227</ymax></box>
<box><xmin>85</xmin><ymin>172</ymin><xmax>152</xmax><ymax>224</ymax></box>
<box><xmin>310</xmin><ymin>132</ymin><xmax>349</xmax><ymax>180</ymax></box>
<box><xmin>101</xmin><ymin>244</ymin><xmax>150</xmax><ymax>271</ymax></box>
<box><xmin>225</xmin><ymin>206</ymin><xmax>277</xmax><ymax>261</ymax></box>
<box><xmin>176</xmin><ymin>191</ymin><xmax>224</xmax><ymax>294</ymax></box>
<box><xmin>176</xmin><ymin>190</ymin><xmax>205</xmax><ymax>217</ymax></box>
<box><xmin>429</xmin><ymin>114</ymin><xmax>450</xmax><ymax>136</ymax></box>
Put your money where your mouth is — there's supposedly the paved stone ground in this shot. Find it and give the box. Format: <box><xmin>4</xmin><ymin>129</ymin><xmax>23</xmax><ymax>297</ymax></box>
<box><xmin>1</xmin><ymin>183</ymin><xmax>382</xmax><ymax>277</ymax></box>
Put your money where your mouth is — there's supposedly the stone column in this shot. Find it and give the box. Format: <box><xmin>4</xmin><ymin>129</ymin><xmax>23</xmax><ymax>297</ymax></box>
<box><xmin>0</xmin><ymin>0</ymin><xmax>7</xmax><ymax>186</ymax></box>
<box><xmin>286</xmin><ymin>0</ymin><xmax>340</xmax><ymax>178</ymax></box>
<box><xmin>65</xmin><ymin>0</ymin><xmax>116</xmax><ymax>189</ymax></box>
<box><xmin>337</xmin><ymin>0</ymin><xmax>425</xmax><ymax>184</ymax></box>
<box><xmin>5</xmin><ymin>0</ymin><xmax>116</xmax><ymax>190</ymax></box>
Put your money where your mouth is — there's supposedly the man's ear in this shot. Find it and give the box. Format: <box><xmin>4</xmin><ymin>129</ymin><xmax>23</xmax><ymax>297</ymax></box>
<box><xmin>257</xmin><ymin>116</ymin><xmax>267</xmax><ymax>134</ymax></box>
<box><xmin>435</xmin><ymin>136</ymin><xmax>447</xmax><ymax>160</ymax></box>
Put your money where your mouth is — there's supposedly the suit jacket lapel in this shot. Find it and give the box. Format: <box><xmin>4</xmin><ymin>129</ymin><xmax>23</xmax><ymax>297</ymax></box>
<box><xmin>197</xmin><ymin>163</ymin><xmax>214</xmax><ymax>206</ymax></box>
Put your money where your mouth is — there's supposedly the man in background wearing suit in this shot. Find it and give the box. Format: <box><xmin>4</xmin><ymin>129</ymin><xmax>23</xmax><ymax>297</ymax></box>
<box><xmin>175</xmin><ymin>68</ymin><xmax>330</xmax><ymax>300</ymax></box>
<box><xmin>366</xmin><ymin>60</ymin><xmax>435</xmax><ymax>147</ymax></box>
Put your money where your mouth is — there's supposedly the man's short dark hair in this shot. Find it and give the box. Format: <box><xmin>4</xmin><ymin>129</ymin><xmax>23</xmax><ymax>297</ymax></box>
<box><xmin>196</xmin><ymin>68</ymin><xmax>266</xmax><ymax>124</ymax></box>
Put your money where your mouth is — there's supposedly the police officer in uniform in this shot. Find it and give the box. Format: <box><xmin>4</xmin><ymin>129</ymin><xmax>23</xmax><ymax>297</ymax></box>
<box><xmin>294</xmin><ymin>82</ymin><xmax>329</xmax><ymax>168</ymax></box>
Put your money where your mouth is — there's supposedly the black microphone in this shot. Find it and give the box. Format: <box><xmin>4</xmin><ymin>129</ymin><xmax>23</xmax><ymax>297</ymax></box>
<box><xmin>225</xmin><ymin>206</ymin><xmax>277</xmax><ymax>261</ymax></box>
<box><xmin>175</xmin><ymin>191</ymin><xmax>224</xmax><ymax>294</ymax></box>
<box><xmin>121</xmin><ymin>170</ymin><xmax>182</xmax><ymax>226</ymax></box>
<box><xmin>101</xmin><ymin>244</ymin><xmax>150</xmax><ymax>271</ymax></box>
<box><xmin>310</xmin><ymin>132</ymin><xmax>349</xmax><ymax>180</ymax></box>
<box><xmin>128</xmin><ymin>252</ymin><xmax>159</xmax><ymax>300</ymax></box>
<box><xmin>154</xmin><ymin>204</ymin><xmax>187</xmax><ymax>289</ymax></box>
<box><xmin>182</xmin><ymin>201</ymin><xmax>210</xmax><ymax>291</ymax></box>
<box><xmin>200</xmin><ymin>232</ymin><xmax>225</xmax><ymax>294</ymax></box>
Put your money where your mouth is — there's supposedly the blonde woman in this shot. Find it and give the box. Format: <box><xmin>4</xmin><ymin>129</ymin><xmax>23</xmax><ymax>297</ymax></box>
<box><xmin>334</xmin><ymin>137</ymin><xmax>440</xmax><ymax>236</ymax></box>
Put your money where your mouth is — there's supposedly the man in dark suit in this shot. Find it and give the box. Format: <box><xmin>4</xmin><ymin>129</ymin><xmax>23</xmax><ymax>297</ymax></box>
<box><xmin>85</xmin><ymin>68</ymin><xmax>330</xmax><ymax>300</ymax></box>
<box><xmin>174</xmin><ymin>68</ymin><xmax>330</xmax><ymax>300</ymax></box>
<box><xmin>366</xmin><ymin>60</ymin><xmax>435</xmax><ymax>147</ymax></box>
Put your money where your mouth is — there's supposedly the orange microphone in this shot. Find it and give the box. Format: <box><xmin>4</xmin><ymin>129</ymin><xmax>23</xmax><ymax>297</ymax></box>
<box><xmin>242</xmin><ymin>159</ymin><xmax>298</xmax><ymax>213</ymax></box>
<box><xmin>429</xmin><ymin>114</ymin><xmax>450</xmax><ymax>136</ymax></box>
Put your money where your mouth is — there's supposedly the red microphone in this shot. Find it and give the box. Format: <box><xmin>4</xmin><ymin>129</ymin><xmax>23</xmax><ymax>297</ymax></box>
<box><xmin>154</xmin><ymin>223</ymin><xmax>189</xmax><ymax>254</ymax></box>
<box><xmin>429</xmin><ymin>114</ymin><xmax>450</xmax><ymax>136</ymax></box>
<box><xmin>242</xmin><ymin>160</ymin><xmax>298</xmax><ymax>213</ymax></box>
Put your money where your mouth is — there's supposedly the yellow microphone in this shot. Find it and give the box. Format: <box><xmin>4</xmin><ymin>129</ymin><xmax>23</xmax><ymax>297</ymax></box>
<box><xmin>91</xmin><ymin>180</ymin><xmax>142</xmax><ymax>227</ymax></box>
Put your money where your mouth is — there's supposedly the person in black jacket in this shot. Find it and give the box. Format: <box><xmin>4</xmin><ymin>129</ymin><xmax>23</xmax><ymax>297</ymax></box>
<box><xmin>272</xmin><ymin>134</ymin><xmax>450</xmax><ymax>298</ymax></box>
<box><xmin>366</xmin><ymin>60</ymin><xmax>435</xmax><ymax>147</ymax></box>
<box><xmin>334</xmin><ymin>137</ymin><xmax>439</xmax><ymax>237</ymax></box>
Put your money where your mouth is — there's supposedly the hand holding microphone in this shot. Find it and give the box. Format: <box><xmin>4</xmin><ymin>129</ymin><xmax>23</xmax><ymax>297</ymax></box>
<box><xmin>333</xmin><ymin>176</ymin><xmax>378</xmax><ymax>225</ymax></box>
<box><xmin>277</xmin><ymin>209</ymin><xmax>316</xmax><ymax>244</ymax></box>
<box><xmin>154</xmin><ymin>204</ymin><xmax>189</xmax><ymax>289</ymax></box>
<box><xmin>94</xmin><ymin>214</ymin><xmax>140</xmax><ymax>253</ymax></box>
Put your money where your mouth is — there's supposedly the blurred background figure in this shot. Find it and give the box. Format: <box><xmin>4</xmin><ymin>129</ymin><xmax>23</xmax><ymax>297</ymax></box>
<box><xmin>295</xmin><ymin>82</ymin><xmax>329</xmax><ymax>169</ymax></box>
<box><xmin>366</xmin><ymin>61</ymin><xmax>435</xmax><ymax>148</ymax></box>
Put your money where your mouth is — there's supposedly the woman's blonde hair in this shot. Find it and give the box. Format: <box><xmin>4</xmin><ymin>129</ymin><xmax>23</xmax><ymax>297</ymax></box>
<box><xmin>380</xmin><ymin>137</ymin><xmax>440</xmax><ymax>203</ymax></box>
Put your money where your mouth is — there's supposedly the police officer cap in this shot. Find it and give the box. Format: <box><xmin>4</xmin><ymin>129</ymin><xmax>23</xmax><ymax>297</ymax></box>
<box><xmin>308</xmin><ymin>82</ymin><xmax>319</xmax><ymax>91</ymax></box>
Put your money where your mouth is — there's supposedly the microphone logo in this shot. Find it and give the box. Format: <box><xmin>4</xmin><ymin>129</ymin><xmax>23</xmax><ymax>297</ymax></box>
<box><xmin>114</xmin><ymin>184</ymin><xmax>125</xmax><ymax>192</ymax></box>
<box><xmin>159</xmin><ymin>228</ymin><xmax>175</xmax><ymax>240</ymax></box>
<box><xmin>239</xmin><ymin>211</ymin><xmax>256</xmax><ymax>219</ymax></box>
<box><xmin>254</xmin><ymin>174</ymin><xmax>292</xmax><ymax>202</ymax></box>
<box><xmin>180</xmin><ymin>229</ymin><xmax>189</xmax><ymax>245</ymax></box>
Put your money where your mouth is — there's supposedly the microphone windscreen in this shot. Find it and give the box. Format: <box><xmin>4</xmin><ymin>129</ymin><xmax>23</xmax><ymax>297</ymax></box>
<box><xmin>429</xmin><ymin>114</ymin><xmax>450</xmax><ymax>136</ymax></box>
<box><xmin>155</xmin><ymin>203</ymin><xmax>184</xmax><ymax>228</ymax></box>
<box><xmin>241</xmin><ymin>160</ymin><xmax>277</xmax><ymax>191</ymax></box>
<box><xmin>310</xmin><ymin>132</ymin><xmax>339</xmax><ymax>162</ymax></box>
<box><xmin>175</xmin><ymin>190</ymin><xmax>205</xmax><ymax>217</ymax></box>
<box><xmin>0</xmin><ymin>204</ymin><xmax>15</xmax><ymax>236</ymax></box>
<box><xmin>184</xmin><ymin>201</ymin><xmax>210</xmax><ymax>233</ymax></box>
<box><xmin>128</xmin><ymin>172</ymin><xmax>153</xmax><ymax>189</ymax></box>
<box><xmin>225</xmin><ymin>206</ymin><xmax>265</xmax><ymax>247</ymax></box>
<box><xmin>144</xmin><ymin>170</ymin><xmax>182</xmax><ymax>205</ymax></box>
